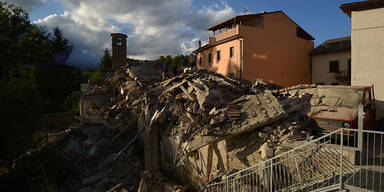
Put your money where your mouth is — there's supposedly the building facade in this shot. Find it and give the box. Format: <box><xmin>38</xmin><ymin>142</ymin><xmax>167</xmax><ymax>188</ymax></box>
<box><xmin>340</xmin><ymin>0</ymin><xmax>384</xmax><ymax>120</ymax></box>
<box><xmin>194</xmin><ymin>11</ymin><xmax>314</xmax><ymax>87</ymax></box>
<box><xmin>310</xmin><ymin>37</ymin><xmax>351</xmax><ymax>85</ymax></box>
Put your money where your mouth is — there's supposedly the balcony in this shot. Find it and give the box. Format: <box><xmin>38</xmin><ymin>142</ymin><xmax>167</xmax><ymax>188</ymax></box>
<box><xmin>208</xmin><ymin>25</ymin><xmax>239</xmax><ymax>43</ymax></box>
<box><xmin>335</xmin><ymin>71</ymin><xmax>350</xmax><ymax>80</ymax></box>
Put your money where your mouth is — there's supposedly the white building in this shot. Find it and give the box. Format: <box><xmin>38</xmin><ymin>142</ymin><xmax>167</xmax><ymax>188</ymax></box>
<box><xmin>340</xmin><ymin>0</ymin><xmax>384</xmax><ymax>120</ymax></box>
<box><xmin>310</xmin><ymin>36</ymin><xmax>351</xmax><ymax>85</ymax></box>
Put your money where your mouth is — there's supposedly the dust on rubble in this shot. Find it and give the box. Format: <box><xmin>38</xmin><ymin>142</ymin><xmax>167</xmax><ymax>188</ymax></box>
<box><xmin>7</xmin><ymin>60</ymin><xmax>325</xmax><ymax>192</ymax></box>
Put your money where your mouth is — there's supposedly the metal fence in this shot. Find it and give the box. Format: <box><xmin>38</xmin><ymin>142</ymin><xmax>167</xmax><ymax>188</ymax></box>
<box><xmin>205</xmin><ymin>128</ymin><xmax>384</xmax><ymax>192</ymax></box>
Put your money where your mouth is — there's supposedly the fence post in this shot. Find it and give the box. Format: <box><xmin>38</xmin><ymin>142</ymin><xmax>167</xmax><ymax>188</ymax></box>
<box><xmin>270</xmin><ymin>160</ymin><xmax>273</xmax><ymax>192</ymax></box>
<box><xmin>358</xmin><ymin>104</ymin><xmax>364</xmax><ymax>151</ymax></box>
<box><xmin>226</xmin><ymin>177</ymin><xmax>229</xmax><ymax>192</ymax></box>
<box><xmin>340</xmin><ymin>128</ymin><xmax>344</xmax><ymax>190</ymax></box>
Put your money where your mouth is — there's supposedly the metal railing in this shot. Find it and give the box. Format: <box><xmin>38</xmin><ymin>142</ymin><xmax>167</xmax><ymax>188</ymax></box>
<box><xmin>335</xmin><ymin>71</ymin><xmax>350</xmax><ymax>80</ymax></box>
<box><xmin>205</xmin><ymin>128</ymin><xmax>384</xmax><ymax>192</ymax></box>
<box><xmin>209</xmin><ymin>27</ymin><xmax>239</xmax><ymax>43</ymax></box>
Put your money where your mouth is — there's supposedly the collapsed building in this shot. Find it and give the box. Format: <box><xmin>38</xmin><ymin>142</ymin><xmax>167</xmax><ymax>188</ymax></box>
<box><xmin>75</xmin><ymin>60</ymin><xmax>328</xmax><ymax>191</ymax></box>
<box><xmin>3</xmin><ymin>58</ymin><xmax>381</xmax><ymax>192</ymax></box>
<box><xmin>8</xmin><ymin>58</ymin><xmax>378</xmax><ymax>192</ymax></box>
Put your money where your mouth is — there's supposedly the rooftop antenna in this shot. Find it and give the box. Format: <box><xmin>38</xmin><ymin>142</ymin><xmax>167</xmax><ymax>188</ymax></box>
<box><xmin>243</xmin><ymin>6</ymin><xmax>248</xmax><ymax>14</ymax></box>
<box><xmin>243</xmin><ymin>0</ymin><xmax>249</xmax><ymax>13</ymax></box>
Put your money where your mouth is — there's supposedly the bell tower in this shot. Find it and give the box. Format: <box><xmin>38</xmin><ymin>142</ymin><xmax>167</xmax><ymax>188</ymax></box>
<box><xmin>111</xmin><ymin>33</ymin><xmax>127</xmax><ymax>69</ymax></box>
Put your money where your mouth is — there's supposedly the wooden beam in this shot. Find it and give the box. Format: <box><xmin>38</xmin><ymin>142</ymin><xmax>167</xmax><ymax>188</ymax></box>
<box><xmin>206</xmin><ymin>144</ymin><xmax>214</xmax><ymax>182</ymax></box>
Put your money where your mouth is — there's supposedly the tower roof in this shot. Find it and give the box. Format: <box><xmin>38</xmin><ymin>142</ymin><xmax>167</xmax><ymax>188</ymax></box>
<box><xmin>111</xmin><ymin>33</ymin><xmax>127</xmax><ymax>38</ymax></box>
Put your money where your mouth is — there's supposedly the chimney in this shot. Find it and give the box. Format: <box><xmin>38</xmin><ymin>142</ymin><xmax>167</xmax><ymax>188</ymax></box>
<box><xmin>198</xmin><ymin>40</ymin><xmax>201</xmax><ymax>48</ymax></box>
<box><xmin>111</xmin><ymin>33</ymin><xmax>128</xmax><ymax>69</ymax></box>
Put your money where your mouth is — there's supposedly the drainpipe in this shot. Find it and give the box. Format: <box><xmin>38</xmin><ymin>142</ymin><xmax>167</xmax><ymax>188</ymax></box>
<box><xmin>238</xmin><ymin>38</ymin><xmax>243</xmax><ymax>80</ymax></box>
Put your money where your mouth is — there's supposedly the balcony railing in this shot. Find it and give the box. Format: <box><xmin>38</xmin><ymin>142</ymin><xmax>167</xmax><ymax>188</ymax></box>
<box><xmin>209</xmin><ymin>26</ymin><xmax>239</xmax><ymax>43</ymax></box>
<box><xmin>335</xmin><ymin>71</ymin><xmax>350</xmax><ymax>80</ymax></box>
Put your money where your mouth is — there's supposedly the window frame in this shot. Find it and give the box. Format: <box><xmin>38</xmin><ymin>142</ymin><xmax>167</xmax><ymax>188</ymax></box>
<box><xmin>229</xmin><ymin>46</ymin><xmax>234</xmax><ymax>58</ymax></box>
<box><xmin>117</xmin><ymin>37</ymin><xmax>122</xmax><ymax>46</ymax></box>
<box><xmin>329</xmin><ymin>60</ymin><xmax>340</xmax><ymax>73</ymax></box>
<box><xmin>208</xmin><ymin>53</ymin><xmax>212</xmax><ymax>64</ymax></box>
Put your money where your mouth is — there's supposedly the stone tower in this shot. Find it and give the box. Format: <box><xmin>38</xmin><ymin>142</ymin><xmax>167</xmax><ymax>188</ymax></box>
<box><xmin>111</xmin><ymin>33</ymin><xmax>127</xmax><ymax>69</ymax></box>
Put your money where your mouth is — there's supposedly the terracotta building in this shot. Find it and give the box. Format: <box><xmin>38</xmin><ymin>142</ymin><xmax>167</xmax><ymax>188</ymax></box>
<box><xmin>194</xmin><ymin>11</ymin><xmax>314</xmax><ymax>87</ymax></box>
<box><xmin>310</xmin><ymin>36</ymin><xmax>351</xmax><ymax>85</ymax></box>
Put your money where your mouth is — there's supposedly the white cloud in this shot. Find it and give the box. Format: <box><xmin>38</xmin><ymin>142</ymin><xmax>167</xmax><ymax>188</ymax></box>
<box><xmin>33</xmin><ymin>0</ymin><xmax>236</xmax><ymax>67</ymax></box>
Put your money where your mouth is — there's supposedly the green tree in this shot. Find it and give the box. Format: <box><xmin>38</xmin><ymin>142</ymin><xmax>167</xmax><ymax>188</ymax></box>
<box><xmin>158</xmin><ymin>55</ymin><xmax>172</xmax><ymax>64</ymax></box>
<box><xmin>50</xmin><ymin>27</ymin><xmax>73</xmax><ymax>65</ymax></box>
<box><xmin>0</xmin><ymin>2</ymin><xmax>48</xmax><ymax>161</ymax></box>
<box><xmin>172</xmin><ymin>55</ymin><xmax>188</xmax><ymax>69</ymax></box>
<box><xmin>0</xmin><ymin>2</ymin><xmax>50</xmax><ymax>79</ymax></box>
<box><xmin>99</xmin><ymin>48</ymin><xmax>112</xmax><ymax>69</ymax></box>
<box><xmin>89</xmin><ymin>70</ymin><xmax>104</xmax><ymax>86</ymax></box>
<box><xmin>0</xmin><ymin>1</ymin><xmax>83</xmax><ymax>163</ymax></box>
<box><xmin>37</xmin><ymin>27</ymin><xmax>81</xmax><ymax>112</ymax></box>
<box><xmin>0</xmin><ymin>65</ymin><xmax>43</xmax><ymax>160</ymax></box>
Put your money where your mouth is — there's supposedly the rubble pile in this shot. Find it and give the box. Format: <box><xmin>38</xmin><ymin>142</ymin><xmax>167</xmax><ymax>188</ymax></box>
<box><xmin>9</xmin><ymin>61</ymin><xmax>323</xmax><ymax>192</ymax></box>
<box><xmin>60</xmin><ymin>123</ymin><xmax>144</xmax><ymax>192</ymax></box>
<box><xmin>79</xmin><ymin>62</ymin><xmax>321</xmax><ymax>191</ymax></box>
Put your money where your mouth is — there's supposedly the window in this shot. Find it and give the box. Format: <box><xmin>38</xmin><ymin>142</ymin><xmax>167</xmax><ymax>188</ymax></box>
<box><xmin>230</xmin><ymin>47</ymin><xmax>234</xmax><ymax>58</ymax></box>
<box><xmin>199</xmin><ymin>57</ymin><xmax>202</xmax><ymax>66</ymax></box>
<box><xmin>117</xmin><ymin>37</ymin><xmax>122</xmax><ymax>46</ymax></box>
<box><xmin>217</xmin><ymin>50</ymin><xmax>221</xmax><ymax>61</ymax></box>
<box><xmin>329</xmin><ymin>61</ymin><xmax>339</xmax><ymax>73</ymax></box>
<box><xmin>208</xmin><ymin>53</ymin><xmax>212</xmax><ymax>64</ymax></box>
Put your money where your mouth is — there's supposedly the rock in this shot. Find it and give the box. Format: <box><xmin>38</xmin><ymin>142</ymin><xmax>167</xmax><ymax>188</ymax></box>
<box><xmin>259</xmin><ymin>143</ymin><xmax>274</xmax><ymax>160</ymax></box>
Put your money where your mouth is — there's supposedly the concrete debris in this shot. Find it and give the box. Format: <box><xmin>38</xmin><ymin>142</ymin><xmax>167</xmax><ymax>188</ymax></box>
<box><xmin>259</xmin><ymin>142</ymin><xmax>274</xmax><ymax>160</ymax></box>
<box><xmin>79</xmin><ymin>63</ymin><xmax>321</xmax><ymax>191</ymax></box>
<box><xmin>16</xmin><ymin>61</ymin><xmax>325</xmax><ymax>192</ymax></box>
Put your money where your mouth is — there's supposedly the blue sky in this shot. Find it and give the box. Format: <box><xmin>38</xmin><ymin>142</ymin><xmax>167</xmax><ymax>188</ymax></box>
<box><xmin>193</xmin><ymin>0</ymin><xmax>355</xmax><ymax>45</ymax></box>
<box><xmin>8</xmin><ymin>0</ymin><xmax>357</xmax><ymax>69</ymax></box>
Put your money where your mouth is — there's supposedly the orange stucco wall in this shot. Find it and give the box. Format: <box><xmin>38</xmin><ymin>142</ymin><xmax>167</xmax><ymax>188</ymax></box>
<box><xmin>197</xmin><ymin>12</ymin><xmax>314</xmax><ymax>87</ymax></box>
<box><xmin>197</xmin><ymin>40</ymin><xmax>241</xmax><ymax>77</ymax></box>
